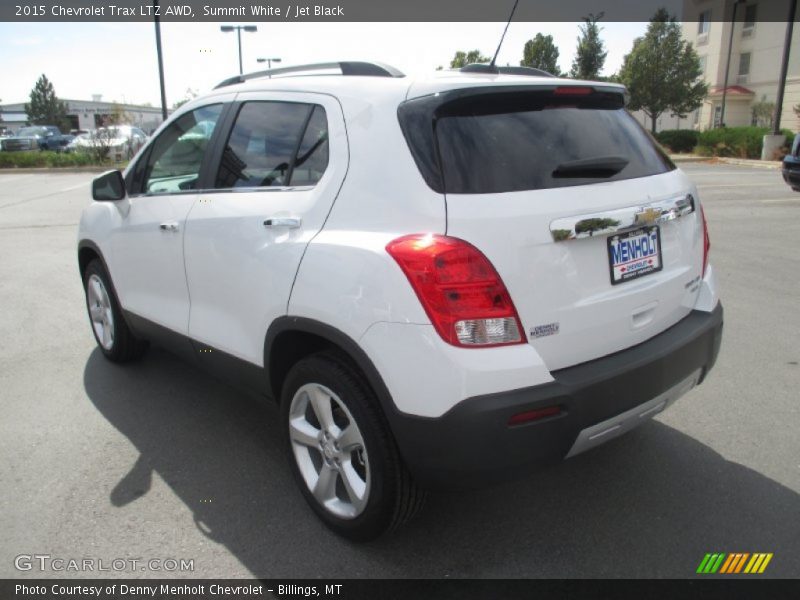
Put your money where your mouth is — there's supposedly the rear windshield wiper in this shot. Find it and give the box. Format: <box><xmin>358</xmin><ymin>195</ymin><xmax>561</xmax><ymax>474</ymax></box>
<box><xmin>552</xmin><ymin>155</ymin><xmax>629</xmax><ymax>178</ymax></box>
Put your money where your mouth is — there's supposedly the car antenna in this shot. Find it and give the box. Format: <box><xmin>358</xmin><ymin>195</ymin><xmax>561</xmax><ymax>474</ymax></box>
<box><xmin>490</xmin><ymin>0</ymin><xmax>520</xmax><ymax>67</ymax></box>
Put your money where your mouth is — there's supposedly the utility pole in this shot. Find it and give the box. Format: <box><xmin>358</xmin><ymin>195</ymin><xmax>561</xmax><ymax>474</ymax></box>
<box><xmin>773</xmin><ymin>0</ymin><xmax>797</xmax><ymax>134</ymax></box>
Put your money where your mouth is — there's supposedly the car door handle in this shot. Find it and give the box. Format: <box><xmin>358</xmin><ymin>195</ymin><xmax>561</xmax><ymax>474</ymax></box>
<box><xmin>159</xmin><ymin>222</ymin><xmax>179</xmax><ymax>232</ymax></box>
<box><xmin>263</xmin><ymin>217</ymin><xmax>302</xmax><ymax>229</ymax></box>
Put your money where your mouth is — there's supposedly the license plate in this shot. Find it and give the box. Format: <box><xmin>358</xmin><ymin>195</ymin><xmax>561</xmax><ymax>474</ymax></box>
<box><xmin>607</xmin><ymin>226</ymin><xmax>662</xmax><ymax>285</ymax></box>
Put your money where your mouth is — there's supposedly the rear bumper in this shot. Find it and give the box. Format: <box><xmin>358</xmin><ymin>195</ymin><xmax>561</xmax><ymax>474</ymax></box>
<box><xmin>388</xmin><ymin>303</ymin><xmax>723</xmax><ymax>490</ymax></box>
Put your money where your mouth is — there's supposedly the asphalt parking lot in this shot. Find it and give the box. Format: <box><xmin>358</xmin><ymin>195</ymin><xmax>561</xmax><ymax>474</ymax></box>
<box><xmin>0</xmin><ymin>162</ymin><xmax>798</xmax><ymax>579</ymax></box>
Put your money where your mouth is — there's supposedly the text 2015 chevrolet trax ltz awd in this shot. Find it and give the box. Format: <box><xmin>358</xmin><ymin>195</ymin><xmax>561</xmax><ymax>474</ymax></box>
<box><xmin>78</xmin><ymin>62</ymin><xmax>723</xmax><ymax>540</ymax></box>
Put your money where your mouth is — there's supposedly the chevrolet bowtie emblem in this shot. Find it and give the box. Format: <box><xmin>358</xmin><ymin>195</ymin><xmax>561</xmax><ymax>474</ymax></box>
<box><xmin>634</xmin><ymin>207</ymin><xmax>662</xmax><ymax>225</ymax></box>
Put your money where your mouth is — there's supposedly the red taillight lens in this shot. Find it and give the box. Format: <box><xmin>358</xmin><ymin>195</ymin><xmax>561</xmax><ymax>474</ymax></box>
<box><xmin>508</xmin><ymin>405</ymin><xmax>561</xmax><ymax>426</ymax></box>
<box><xmin>701</xmin><ymin>205</ymin><xmax>710</xmax><ymax>276</ymax></box>
<box><xmin>386</xmin><ymin>234</ymin><xmax>525</xmax><ymax>347</ymax></box>
<box><xmin>553</xmin><ymin>86</ymin><xmax>594</xmax><ymax>96</ymax></box>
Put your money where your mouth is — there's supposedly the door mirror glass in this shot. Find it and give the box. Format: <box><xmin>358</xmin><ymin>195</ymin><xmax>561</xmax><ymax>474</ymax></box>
<box><xmin>92</xmin><ymin>170</ymin><xmax>126</xmax><ymax>201</ymax></box>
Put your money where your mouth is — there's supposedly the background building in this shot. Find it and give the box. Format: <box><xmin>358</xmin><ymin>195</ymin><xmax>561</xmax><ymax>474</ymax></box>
<box><xmin>0</xmin><ymin>96</ymin><xmax>166</xmax><ymax>134</ymax></box>
<box><xmin>682</xmin><ymin>0</ymin><xmax>800</xmax><ymax>132</ymax></box>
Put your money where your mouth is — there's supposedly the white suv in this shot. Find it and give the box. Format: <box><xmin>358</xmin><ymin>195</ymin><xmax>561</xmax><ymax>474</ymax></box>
<box><xmin>78</xmin><ymin>61</ymin><xmax>723</xmax><ymax>540</ymax></box>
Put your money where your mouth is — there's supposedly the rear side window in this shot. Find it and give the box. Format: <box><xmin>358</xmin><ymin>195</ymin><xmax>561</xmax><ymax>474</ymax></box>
<box><xmin>399</xmin><ymin>89</ymin><xmax>674</xmax><ymax>194</ymax></box>
<box><xmin>214</xmin><ymin>101</ymin><xmax>328</xmax><ymax>189</ymax></box>
<box><xmin>290</xmin><ymin>106</ymin><xmax>329</xmax><ymax>186</ymax></box>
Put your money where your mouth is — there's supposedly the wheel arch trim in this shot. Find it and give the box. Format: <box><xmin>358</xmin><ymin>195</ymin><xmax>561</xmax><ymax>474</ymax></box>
<box><xmin>77</xmin><ymin>239</ymin><xmax>137</xmax><ymax>334</ymax></box>
<box><xmin>264</xmin><ymin>316</ymin><xmax>398</xmax><ymax>418</ymax></box>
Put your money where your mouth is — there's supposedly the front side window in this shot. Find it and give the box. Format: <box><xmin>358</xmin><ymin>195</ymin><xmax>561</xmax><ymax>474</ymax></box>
<box><xmin>137</xmin><ymin>104</ymin><xmax>223</xmax><ymax>195</ymax></box>
<box><xmin>214</xmin><ymin>101</ymin><xmax>328</xmax><ymax>189</ymax></box>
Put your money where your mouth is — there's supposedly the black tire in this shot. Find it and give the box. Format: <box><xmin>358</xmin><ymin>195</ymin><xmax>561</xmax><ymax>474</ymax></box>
<box><xmin>83</xmin><ymin>258</ymin><xmax>148</xmax><ymax>362</ymax></box>
<box><xmin>281</xmin><ymin>352</ymin><xmax>425</xmax><ymax>541</ymax></box>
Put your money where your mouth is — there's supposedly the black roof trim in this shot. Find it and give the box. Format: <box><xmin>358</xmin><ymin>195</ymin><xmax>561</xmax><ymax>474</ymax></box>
<box><xmin>214</xmin><ymin>61</ymin><xmax>405</xmax><ymax>89</ymax></box>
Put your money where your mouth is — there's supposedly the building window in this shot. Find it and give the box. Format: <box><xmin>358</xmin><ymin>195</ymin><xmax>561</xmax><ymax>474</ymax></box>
<box><xmin>738</xmin><ymin>52</ymin><xmax>751</xmax><ymax>83</ymax></box>
<box><xmin>698</xmin><ymin>10</ymin><xmax>711</xmax><ymax>35</ymax></box>
<box><xmin>743</xmin><ymin>4</ymin><xmax>757</xmax><ymax>33</ymax></box>
<box><xmin>698</xmin><ymin>55</ymin><xmax>707</xmax><ymax>76</ymax></box>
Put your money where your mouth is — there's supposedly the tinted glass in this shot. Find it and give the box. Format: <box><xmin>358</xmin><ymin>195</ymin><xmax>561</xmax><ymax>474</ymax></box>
<box><xmin>289</xmin><ymin>106</ymin><xmax>329</xmax><ymax>186</ymax></box>
<box><xmin>215</xmin><ymin>102</ymin><xmax>323</xmax><ymax>189</ymax></box>
<box><xmin>434</xmin><ymin>94</ymin><xmax>673</xmax><ymax>194</ymax></box>
<box><xmin>140</xmin><ymin>104</ymin><xmax>222</xmax><ymax>194</ymax></box>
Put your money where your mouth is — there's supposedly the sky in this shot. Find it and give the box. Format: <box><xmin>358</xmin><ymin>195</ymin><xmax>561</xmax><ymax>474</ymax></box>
<box><xmin>0</xmin><ymin>21</ymin><xmax>647</xmax><ymax>107</ymax></box>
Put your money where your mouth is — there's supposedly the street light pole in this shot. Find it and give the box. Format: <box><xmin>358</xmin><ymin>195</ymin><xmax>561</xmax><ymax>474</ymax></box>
<box><xmin>153</xmin><ymin>0</ymin><xmax>168</xmax><ymax>121</ymax></box>
<box><xmin>237</xmin><ymin>27</ymin><xmax>242</xmax><ymax>74</ymax></box>
<box><xmin>220</xmin><ymin>25</ymin><xmax>258</xmax><ymax>75</ymax></box>
<box><xmin>257</xmin><ymin>57</ymin><xmax>282</xmax><ymax>76</ymax></box>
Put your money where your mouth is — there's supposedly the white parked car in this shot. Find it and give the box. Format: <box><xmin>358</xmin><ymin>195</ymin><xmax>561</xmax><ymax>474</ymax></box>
<box><xmin>78</xmin><ymin>62</ymin><xmax>723</xmax><ymax>540</ymax></box>
<box><xmin>68</xmin><ymin>125</ymin><xmax>148</xmax><ymax>160</ymax></box>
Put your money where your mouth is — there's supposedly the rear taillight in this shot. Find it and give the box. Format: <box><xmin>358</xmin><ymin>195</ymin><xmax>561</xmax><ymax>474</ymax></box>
<box><xmin>701</xmin><ymin>205</ymin><xmax>711</xmax><ymax>276</ymax></box>
<box><xmin>386</xmin><ymin>234</ymin><xmax>525</xmax><ymax>347</ymax></box>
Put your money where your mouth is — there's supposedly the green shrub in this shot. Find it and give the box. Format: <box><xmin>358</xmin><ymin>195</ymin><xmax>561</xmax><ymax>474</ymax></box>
<box><xmin>695</xmin><ymin>126</ymin><xmax>793</xmax><ymax>159</ymax></box>
<box><xmin>655</xmin><ymin>130</ymin><xmax>700</xmax><ymax>154</ymax></box>
<box><xmin>0</xmin><ymin>150</ymin><xmax>125</xmax><ymax>169</ymax></box>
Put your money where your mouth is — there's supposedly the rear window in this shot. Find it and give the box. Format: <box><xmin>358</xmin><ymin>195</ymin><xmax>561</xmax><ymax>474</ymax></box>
<box><xmin>399</xmin><ymin>88</ymin><xmax>674</xmax><ymax>194</ymax></box>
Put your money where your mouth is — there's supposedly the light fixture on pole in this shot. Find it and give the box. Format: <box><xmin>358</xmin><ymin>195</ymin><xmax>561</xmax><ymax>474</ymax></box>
<box><xmin>257</xmin><ymin>57</ymin><xmax>282</xmax><ymax>77</ymax></box>
<box><xmin>220</xmin><ymin>25</ymin><xmax>258</xmax><ymax>75</ymax></box>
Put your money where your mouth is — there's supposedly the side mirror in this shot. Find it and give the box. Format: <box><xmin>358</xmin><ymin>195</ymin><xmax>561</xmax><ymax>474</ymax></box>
<box><xmin>92</xmin><ymin>170</ymin><xmax>126</xmax><ymax>201</ymax></box>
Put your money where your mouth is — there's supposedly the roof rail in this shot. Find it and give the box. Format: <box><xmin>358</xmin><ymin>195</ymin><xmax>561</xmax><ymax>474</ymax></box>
<box><xmin>214</xmin><ymin>61</ymin><xmax>405</xmax><ymax>89</ymax></box>
<box><xmin>459</xmin><ymin>64</ymin><xmax>555</xmax><ymax>77</ymax></box>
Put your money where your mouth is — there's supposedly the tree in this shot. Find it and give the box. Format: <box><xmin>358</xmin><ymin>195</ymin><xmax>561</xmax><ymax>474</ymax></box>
<box><xmin>450</xmin><ymin>50</ymin><xmax>490</xmax><ymax>69</ymax></box>
<box><xmin>570</xmin><ymin>13</ymin><xmax>608</xmax><ymax>80</ymax></box>
<box><xmin>97</xmin><ymin>102</ymin><xmax>131</xmax><ymax>127</ymax></box>
<box><xmin>25</xmin><ymin>74</ymin><xmax>69</xmax><ymax>132</ymax></box>
<box><xmin>751</xmin><ymin>96</ymin><xmax>775</xmax><ymax>128</ymax></box>
<box><xmin>171</xmin><ymin>87</ymin><xmax>198</xmax><ymax>110</ymax></box>
<box><xmin>618</xmin><ymin>8</ymin><xmax>708</xmax><ymax>134</ymax></box>
<box><xmin>520</xmin><ymin>34</ymin><xmax>561</xmax><ymax>75</ymax></box>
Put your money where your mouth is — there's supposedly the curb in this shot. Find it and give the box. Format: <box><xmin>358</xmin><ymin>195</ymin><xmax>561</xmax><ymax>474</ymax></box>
<box><xmin>668</xmin><ymin>156</ymin><xmax>782</xmax><ymax>170</ymax></box>
<box><xmin>716</xmin><ymin>157</ymin><xmax>781</xmax><ymax>170</ymax></box>
<box><xmin>670</xmin><ymin>156</ymin><xmax>710</xmax><ymax>164</ymax></box>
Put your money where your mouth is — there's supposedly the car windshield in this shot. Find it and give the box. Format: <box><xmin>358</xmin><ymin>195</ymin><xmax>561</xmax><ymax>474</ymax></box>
<box><xmin>17</xmin><ymin>127</ymin><xmax>47</xmax><ymax>136</ymax></box>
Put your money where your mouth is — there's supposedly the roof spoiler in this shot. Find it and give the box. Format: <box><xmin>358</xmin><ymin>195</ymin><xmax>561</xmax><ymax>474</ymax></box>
<box><xmin>460</xmin><ymin>64</ymin><xmax>555</xmax><ymax>77</ymax></box>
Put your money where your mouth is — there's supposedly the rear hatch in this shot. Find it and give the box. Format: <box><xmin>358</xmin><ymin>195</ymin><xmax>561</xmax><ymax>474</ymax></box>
<box><xmin>399</xmin><ymin>82</ymin><xmax>704</xmax><ymax>370</ymax></box>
